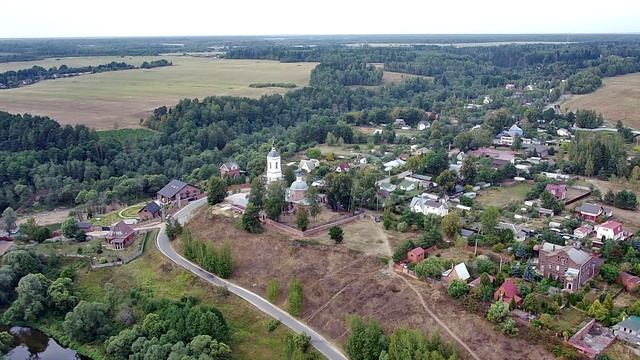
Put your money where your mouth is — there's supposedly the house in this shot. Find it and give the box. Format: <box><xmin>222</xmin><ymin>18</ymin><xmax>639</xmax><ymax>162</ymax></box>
<box><xmin>596</xmin><ymin>220</ymin><xmax>624</xmax><ymax>241</ymax></box>
<box><xmin>505</xmin><ymin>84</ymin><xmax>516</xmax><ymax>90</ymax></box>
<box><xmin>413</xmin><ymin>147</ymin><xmax>431</xmax><ymax>156</ymax></box>
<box><xmin>407</xmin><ymin>247</ymin><xmax>425</xmax><ymax>264</ymax></box>
<box><xmin>359</xmin><ymin>157</ymin><xmax>368</xmax><ymax>165</ymax></box>
<box><xmin>497</xmin><ymin>222</ymin><xmax>529</xmax><ymax>242</ymax></box>
<box><xmin>157</xmin><ymin>179</ymin><xmax>202</xmax><ymax>208</ymax></box>
<box><xmin>483</xmin><ymin>95</ymin><xmax>492</xmax><ymax>104</ymax></box>
<box><xmin>379</xmin><ymin>182</ymin><xmax>397</xmax><ymax>193</ymax></box>
<box><xmin>524</xmin><ymin>144</ymin><xmax>549</xmax><ymax>158</ymax></box>
<box><xmin>78</xmin><ymin>221</ymin><xmax>97</xmax><ymax>233</ymax></box>
<box><xmin>336</xmin><ymin>163</ymin><xmax>351</xmax><ymax>173</ymax></box>
<box><xmin>494</xmin><ymin>278</ymin><xmax>522</xmax><ymax>305</ymax></box>
<box><xmin>575</xmin><ymin>203</ymin><xmax>612</xmax><ymax>222</ymax></box>
<box><xmin>425</xmin><ymin>111</ymin><xmax>440</xmax><ymax>121</ymax></box>
<box><xmin>460</xmin><ymin>228</ymin><xmax>476</xmax><ymax>240</ymax></box>
<box><xmin>383</xmin><ymin>159</ymin><xmax>406</xmax><ymax>172</ymax></box>
<box><xmin>469</xmin><ymin>274</ymin><xmax>495</xmax><ymax>288</ymax></box>
<box><xmin>573</xmin><ymin>224</ymin><xmax>593</xmax><ymax>239</ymax></box>
<box><xmin>495</xmin><ymin>131</ymin><xmax>515</xmax><ymax>146</ymax></box>
<box><xmin>545</xmin><ymin>184</ymin><xmax>568</xmax><ymax>200</ymax></box>
<box><xmin>569</xmin><ymin>319</ymin><xmax>615</xmax><ymax>359</ymax></box>
<box><xmin>409</xmin><ymin>196</ymin><xmax>449</xmax><ymax>217</ymax></box>
<box><xmin>138</xmin><ymin>201</ymin><xmax>162</xmax><ymax>221</ymax></box>
<box><xmin>557</xmin><ymin>128</ymin><xmax>571</xmax><ymax>137</ymax></box>
<box><xmin>442</xmin><ymin>262</ymin><xmax>470</xmax><ymax>285</ymax></box>
<box><xmin>417</xmin><ymin>120</ymin><xmax>430</xmax><ymax>130</ymax></box>
<box><xmin>398</xmin><ymin>180</ymin><xmax>417</xmax><ymax>191</ymax></box>
<box><xmin>538</xmin><ymin>208</ymin><xmax>555</xmax><ymax>217</ymax></box>
<box><xmin>393</xmin><ymin>119</ymin><xmax>406</xmax><ymax>127</ymax></box>
<box><xmin>299</xmin><ymin>159</ymin><xmax>319</xmax><ymax>173</ymax></box>
<box><xmin>405</xmin><ymin>174</ymin><xmax>434</xmax><ymax>190</ymax></box>
<box><xmin>372</xmin><ymin>128</ymin><xmax>384</xmax><ymax>135</ymax></box>
<box><xmin>220</xmin><ymin>161</ymin><xmax>241</xmax><ymax>179</ymax></box>
<box><xmin>507</xmin><ymin>124</ymin><xmax>524</xmax><ymax>137</ymax></box>
<box><xmin>619</xmin><ymin>272</ymin><xmax>640</xmax><ymax>293</ymax></box>
<box><xmin>106</xmin><ymin>221</ymin><xmax>136</xmax><ymax>250</ymax></box>
<box><xmin>613</xmin><ymin>316</ymin><xmax>640</xmax><ymax>347</ymax></box>
<box><xmin>537</xmin><ymin>242</ymin><xmax>600</xmax><ymax>292</ymax></box>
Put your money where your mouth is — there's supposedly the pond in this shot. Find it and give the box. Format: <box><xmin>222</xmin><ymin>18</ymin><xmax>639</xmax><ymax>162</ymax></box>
<box><xmin>0</xmin><ymin>325</ymin><xmax>90</xmax><ymax>360</ymax></box>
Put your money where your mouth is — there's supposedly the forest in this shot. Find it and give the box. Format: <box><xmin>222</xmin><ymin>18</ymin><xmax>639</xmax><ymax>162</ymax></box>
<box><xmin>0</xmin><ymin>60</ymin><xmax>172</xmax><ymax>88</ymax></box>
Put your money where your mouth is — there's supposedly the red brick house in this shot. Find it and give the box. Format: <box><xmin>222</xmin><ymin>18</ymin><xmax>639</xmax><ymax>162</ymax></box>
<box><xmin>157</xmin><ymin>179</ymin><xmax>201</xmax><ymax>208</ymax></box>
<box><xmin>575</xmin><ymin>203</ymin><xmax>611</xmax><ymax>222</ymax></box>
<box><xmin>537</xmin><ymin>242</ymin><xmax>600</xmax><ymax>293</ymax></box>
<box><xmin>545</xmin><ymin>184</ymin><xmax>568</xmax><ymax>200</ymax></box>
<box><xmin>407</xmin><ymin>247</ymin><xmax>425</xmax><ymax>264</ymax></box>
<box><xmin>619</xmin><ymin>272</ymin><xmax>640</xmax><ymax>292</ymax></box>
<box><xmin>106</xmin><ymin>221</ymin><xmax>136</xmax><ymax>249</ymax></box>
<box><xmin>220</xmin><ymin>161</ymin><xmax>241</xmax><ymax>179</ymax></box>
<box><xmin>138</xmin><ymin>201</ymin><xmax>162</xmax><ymax>221</ymax></box>
<box><xmin>494</xmin><ymin>278</ymin><xmax>522</xmax><ymax>305</ymax></box>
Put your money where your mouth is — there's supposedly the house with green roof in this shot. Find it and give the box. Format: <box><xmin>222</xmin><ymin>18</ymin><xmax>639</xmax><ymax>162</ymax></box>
<box><xmin>613</xmin><ymin>316</ymin><xmax>640</xmax><ymax>346</ymax></box>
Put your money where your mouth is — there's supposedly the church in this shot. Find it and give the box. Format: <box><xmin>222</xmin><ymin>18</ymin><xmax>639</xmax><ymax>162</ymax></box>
<box><xmin>266</xmin><ymin>146</ymin><xmax>283</xmax><ymax>183</ymax></box>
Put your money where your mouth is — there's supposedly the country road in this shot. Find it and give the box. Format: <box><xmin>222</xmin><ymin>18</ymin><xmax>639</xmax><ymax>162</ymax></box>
<box><xmin>155</xmin><ymin>198</ymin><xmax>348</xmax><ymax>360</ymax></box>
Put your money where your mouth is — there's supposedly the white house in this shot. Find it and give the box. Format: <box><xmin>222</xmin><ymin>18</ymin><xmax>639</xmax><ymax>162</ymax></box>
<box><xmin>496</xmin><ymin>131</ymin><xmax>515</xmax><ymax>146</ymax></box>
<box><xmin>557</xmin><ymin>128</ymin><xmax>571</xmax><ymax>137</ymax></box>
<box><xmin>417</xmin><ymin>120</ymin><xmax>430</xmax><ymax>130</ymax></box>
<box><xmin>574</xmin><ymin>225</ymin><xmax>593</xmax><ymax>239</ymax></box>
<box><xmin>383</xmin><ymin>159</ymin><xmax>406</xmax><ymax>172</ymax></box>
<box><xmin>409</xmin><ymin>196</ymin><xmax>449</xmax><ymax>217</ymax></box>
<box><xmin>372</xmin><ymin>128</ymin><xmax>384</xmax><ymax>135</ymax></box>
<box><xmin>299</xmin><ymin>159</ymin><xmax>319</xmax><ymax>173</ymax></box>
<box><xmin>394</xmin><ymin>119</ymin><xmax>406</xmax><ymax>127</ymax></box>
<box><xmin>483</xmin><ymin>95</ymin><xmax>492</xmax><ymax>104</ymax></box>
<box><xmin>398</xmin><ymin>180</ymin><xmax>417</xmax><ymax>191</ymax></box>
<box><xmin>596</xmin><ymin>220</ymin><xmax>624</xmax><ymax>241</ymax></box>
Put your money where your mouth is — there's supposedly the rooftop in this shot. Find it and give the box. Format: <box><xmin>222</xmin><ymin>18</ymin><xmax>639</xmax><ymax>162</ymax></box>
<box><xmin>157</xmin><ymin>179</ymin><xmax>189</xmax><ymax>198</ymax></box>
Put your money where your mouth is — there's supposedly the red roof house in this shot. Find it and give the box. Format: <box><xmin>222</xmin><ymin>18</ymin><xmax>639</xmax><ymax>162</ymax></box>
<box><xmin>596</xmin><ymin>220</ymin><xmax>624</xmax><ymax>241</ymax></box>
<box><xmin>336</xmin><ymin>163</ymin><xmax>351</xmax><ymax>173</ymax></box>
<box><xmin>545</xmin><ymin>184</ymin><xmax>568</xmax><ymax>200</ymax></box>
<box><xmin>619</xmin><ymin>272</ymin><xmax>640</xmax><ymax>292</ymax></box>
<box><xmin>494</xmin><ymin>278</ymin><xmax>522</xmax><ymax>305</ymax></box>
<box><xmin>407</xmin><ymin>247</ymin><xmax>425</xmax><ymax>264</ymax></box>
<box><xmin>106</xmin><ymin>221</ymin><xmax>136</xmax><ymax>249</ymax></box>
<box><xmin>469</xmin><ymin>274</ymin><xmax>496</xmax><ymax>288</ymax></box>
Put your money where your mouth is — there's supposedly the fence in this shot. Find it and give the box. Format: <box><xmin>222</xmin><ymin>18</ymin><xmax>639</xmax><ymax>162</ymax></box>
<box><xmin>263</xmin><ymin>212</ymin><xmax>364</xmax><ymax>238</ymax></box>
<box><xmin>89</xmin><ymin>230</ymin><xmax>150</xmax><ymax>269</ymax></box>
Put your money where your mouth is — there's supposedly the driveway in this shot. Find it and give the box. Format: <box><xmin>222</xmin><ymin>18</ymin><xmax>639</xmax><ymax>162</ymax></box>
<box><xmin>156</xmin><ymin>198</ymin><xmax>347</xmax><ymax>360</ymax></box>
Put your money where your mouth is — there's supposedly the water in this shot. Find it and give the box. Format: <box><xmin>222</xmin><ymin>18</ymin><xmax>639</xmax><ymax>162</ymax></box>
<box><xmin>0</xmin><ymin>325</ymin><xmax>89</xmax><ymax>360</ymax></box>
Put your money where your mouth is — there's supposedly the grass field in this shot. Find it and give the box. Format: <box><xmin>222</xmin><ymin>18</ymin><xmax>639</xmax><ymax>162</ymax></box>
<box><xmin>476</xmin><ymin>183</ymin><xmax>532</xmax><ymax>208</ymax></box>
<box><xmin>0</xmin><ymin>56</ymin><xmax>317</xmax><ymax>130</ymax></box>
<box><xmin>562</xmin><ymin>73</ymin><xmax>640</xmax><ymax>129</ymax></box>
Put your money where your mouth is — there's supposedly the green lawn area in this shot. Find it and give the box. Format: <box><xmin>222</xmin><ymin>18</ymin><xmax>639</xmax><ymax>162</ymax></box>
<box><xmin>75</xmin><ymin>238</ymin><xmax>304</xmax><ymax>360</ymax></box>
<box><xmin>91</xmin><ymin>211</ymin><xmax>122</xmax><ymax>226</ymax></box>
<box><xmin>476</xmin><ymin>183</ymin><xmax>532</xmax><ymax>208</ymax></box>
<box><xmin>120</xmin><ymin>204</ymin><xmax>144</xmax><ymax>218</ymax></box>
<box><xmin>555</xmin><ymin>307</ymin><xmax>588</xmax><ymax>333</ymax></box>
<box><xmin>97</xmin><ymin>128</ymin><xmax>157</xmax><ymax>142</ymax></box>
<box><xmin>37</xmin><ymin>232</ymin><xmax>147</xmax><ymax>264</ymax></box>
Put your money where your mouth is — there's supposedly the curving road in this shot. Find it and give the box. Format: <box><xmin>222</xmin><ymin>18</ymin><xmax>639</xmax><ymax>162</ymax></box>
<box><xmin>156</xmin><ymin>198</ymin><xmax>348</xmax><ymax>360</ymax></box>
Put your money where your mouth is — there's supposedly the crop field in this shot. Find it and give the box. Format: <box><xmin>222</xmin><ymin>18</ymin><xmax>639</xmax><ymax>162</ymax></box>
<box><xmin>0</xmin><ymin>56</ymin><xmax>317</xmax><ymax>130</ymax></box>
<box><xmin>562</xmin><ymin>73</ymin><xmax>640</xmax><ymax>129</ymax></box>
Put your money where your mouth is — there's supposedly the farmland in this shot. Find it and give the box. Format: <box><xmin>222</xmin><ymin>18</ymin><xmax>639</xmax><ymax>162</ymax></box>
<box><xmin>562</xmin><ymin>73</ymin><xmax>640</xmax><ymax>129</ymax></box>
<box><xmin>185</xmin><ymin>206</ymin><xmax>553</xmax><ymax>360</ymax></box>
<box><xmin>0</xmin><ymin>56</ymin><xmax>317</xmax><ymax>130</ymax></box>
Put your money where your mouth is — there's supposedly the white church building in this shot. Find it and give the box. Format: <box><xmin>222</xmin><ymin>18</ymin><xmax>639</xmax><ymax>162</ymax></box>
<box><xmin>266</xmin><ymin>146</ymin><xmax>283</xmax><ymax>183</ymax></box>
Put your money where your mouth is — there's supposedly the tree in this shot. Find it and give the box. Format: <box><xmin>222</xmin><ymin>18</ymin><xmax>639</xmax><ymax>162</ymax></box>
<box><xmin>460</xmin><ymin>157</ymin><xmax>477</xmax><ymax>185</ymax></box>
<box><xmin>61</xmin><ymin>217</ymin><xmax>79</xmax><ymax>238</ymax></box>
<box><xmin>614</xmin><ymin>190</ymin><xmax>638</xmax><ymax>210</ymax></box>
<box><xmin>600</xmin><ymin>264</ymin><xmax>620</xmax><ymax>284</ymax></box>
<box><xmin>3</xmin><ymin>273</ymin><xmax>50</xmax><ymax>322</ymax></box>
<box><xmin>523</xmin><ymin>293</ymin><xmax>540</xmax><ymax>314</ymax></box>
<box><xmin>241</xmin><ymin>203</ymin><xmax>262</xmax><ymax>234</ymax></box>
<box><xmin>392</xmin><ymin>240</ymin><xmax>415</xmax><ymax>263</ymax></box>
<box><xmin>207</xmin><ymin>176</ymin><xmax>226</xmax><ymax>205</ymax></box>
<box><xmin>415</xmin><ymin>257</ymin><xmax>444</xmax><ymax>279</ymax></box>
<box><xmin>501</xmin><ymin>318</ymin><xmax>518</xmax><ymax>336</ymax></box>
<box><xmin>487</xmin><ymin>301</ymin><xmax>509</xmax><ymax>323</ymax></box>
<box><xmin>306</xmin><ymin>185</ymin><xmax>321</xmax><ymax>222</ymax></box>
<box><xmin>540</xmin><ymin>191</ymin><xmax>562</xmax><ymax>214</ymax></box>
<box><xmin>587</xmin><ymin>299</ymin><xmax>609</xmax><ymax>322</ymax></box>
<box><xmin>440</xmin><ymin>212</ymin><xmax>461</xmax><ymax>239</ymax></box>
<box><xmin>296</xmin><ymin>207</ymin><xmax>309</xmax><ymax>231</ymax></box>
<box><xmin>346</xmin><ymin>317</ymin><xmax>387</xmax><ymax>360</ymax></box>
<box><xmin>283</xmin><ymin>165</ymin><xmax>296</xmax><ymax>186</ymax></box>
<box><xmin>436</xmin><ymin>169</ymin><xmax>457</xmax><ymax>194</ymax></box>
<box><xmin>287</xmin><ymin>278</ymin><xmax>303</xmax><ymax>317</ymax></box>
<box><xmin>329</xmin><ymin>226</ymin><xmax>344</xmax><ymax>243</ymax></box>
<box><xmin>447</xmin><ymin>279</ymin><xmax>469</xmax><ymax>298</ymax></box>
<box><xmin>265</xmin><ymin>182</ymin><xmax>286</xmax><ymax>221</ymax></box>
<box><xmin>476</xmin><ymin>258</ymin><xmax>497</xmax><ymax>275</ymax></box>
<box><xmin>48</xmin><ymin>277</ymin><xmax>79</xmax><ymax>312</ymax></box>
<box><xmin>1</xmin><ymin>207</ymin><xmax>16</xmax><ymax>233</ymax></box>
<box><xmin>266</xmin><ymin>279</ymin><xmax>279</xmax><ymax>303</ymax></box>
<box><xmin>480</xmin><ymin>206</ymin><xmax>499</xmax><ymax>234</ymax></box>
<box><xmin>248</xmin><ymin>177</ymin><xmax>265</xmax><ymax>210</ymax></box>
<box><xmin>63</xmin><ymin>301</ymin><xmax>112</xmax><ymax>343</ymax></box>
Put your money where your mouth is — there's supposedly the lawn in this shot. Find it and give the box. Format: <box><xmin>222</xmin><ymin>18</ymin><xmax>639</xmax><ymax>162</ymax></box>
<box><xmin>562</xmin><ymin>73</ymin><xmax>640</xmax><ymax>129</ymax></box>
<box><xmin>0</xmin><ymin>56</ymin><xmax>317</xmax><ymax>130</ymax></box>
<box><xmin>75</xmin><ymin>237</ymin><xmax>304</xmax><ymax>360</ymax></box>
<box><xmin>37</xmin><ymin>232</ymin><xmax>148</xmax><ymax>264</ymax></box>
<box><xmin>91</xmin><ymin>203</ymin><xmax>143</xmax><ymax>226</ymax></box>
<box><xmin>120</xmin><ymin>204</ymin><xmax>145</xmax><ymax>218</ymax></box>
<box><xmin>475</xmin><ymin>183</ymin><xmax>532</xmax><ymax>208</ymax></box>
<box><xmin>555</xmin><ymin>306</ymin><xmax>588</xmax><ymax>333</ymax></box>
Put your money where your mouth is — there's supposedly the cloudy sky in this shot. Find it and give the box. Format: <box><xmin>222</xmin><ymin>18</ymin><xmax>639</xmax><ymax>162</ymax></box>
<box><xmin>2</xmin><ymin>0</ymin><xmax>639</xmax><ymax>38</ymax></box>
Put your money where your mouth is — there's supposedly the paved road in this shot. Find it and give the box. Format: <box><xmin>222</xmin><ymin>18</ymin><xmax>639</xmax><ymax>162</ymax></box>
<box><xmin>156</xmin><ymin>198</ymin><xmax>348</xmax><ymax>360</ymax></box>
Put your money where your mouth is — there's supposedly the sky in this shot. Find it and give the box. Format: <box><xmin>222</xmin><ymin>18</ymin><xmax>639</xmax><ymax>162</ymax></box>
<box><xmin>1</xmin><ymin>0</ymin><xmax>640</xmax><ymax>38</ymax></box>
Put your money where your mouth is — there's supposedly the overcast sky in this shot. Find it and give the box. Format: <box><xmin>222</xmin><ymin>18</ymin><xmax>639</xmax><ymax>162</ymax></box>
<box><xmin>2</xmin><ymin>0</ymin><xmax>640</xmax><ymax>38</ymax></box>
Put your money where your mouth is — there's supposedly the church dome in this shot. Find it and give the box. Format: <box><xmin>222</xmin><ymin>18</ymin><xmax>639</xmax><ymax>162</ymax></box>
<box><xmin>290</xmin><ymin>179</ymin><xmax>308</xmax><ymax>191</ymax></box>
<box><xmin>268</xmin><ymin>146</ymin><xmax>280</xmax><ymax>158</ymax></box>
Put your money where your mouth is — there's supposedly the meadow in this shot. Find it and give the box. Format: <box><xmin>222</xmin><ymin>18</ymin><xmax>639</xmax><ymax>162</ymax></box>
<box><xmin>562</xmin><ymin>73</ymin><xmax>640</xmax><ymax>129</ymax></box>
<box><xmin>0</xmin><ymin>55</ymin><xmax>317</xmax><ymax>130</ymax></box>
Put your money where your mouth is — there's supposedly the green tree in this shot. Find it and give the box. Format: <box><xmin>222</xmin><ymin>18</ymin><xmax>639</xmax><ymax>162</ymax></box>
<box><xmin>207</xmin><ymin>176</ymin><xmax>226</xmax><ymax>205</ymax></box>
<box><xmin>241</xmin><ymin>203</ymin><xmax>262</xmax><ymax>234</ymax></box>
<box><xmin>61</xmin><ymin>217</ymin><xmax>79</xmax><ymax>238</ymax></box>
<box><xmin>436</xmin><ymin>169</ymin><xmax>457</xmax><ymax>194</ymax></box>
<box><xmin>47</xmin><ymin>277</ymin><xmax>79</xmax><ymax>312</ymax></box>
<box><xmin>501</xmin><ymin>318</ymin><xmax>518</xmax><ymax>336</ymax></box>
<box><xmin>3</xmin><ymin>273</ymin><xmax>50</xmax><ymax>322</ymax></box>
<box><xmin>288</xmin><ymin>278</ymin><xmax>303</xmax><ymax>317</ymax></box>
<box><xmin>265</xmin><ymin>182</ymin><xmax>286</xmax><ymax>221</ymax></box>
<box><xmin>447</xmin><ymin>279</ymin><xmax>470</xmax><ymax>299</ymax></box>
<box><xmin>540</xmin><ymin>191</ymin><xmax>562</xmax><ymax>214</ymax></box>
<box><xmin>63</xmin><ymin>301</ymin><xmax>112</xmax><ymax>343</ymax></box>
<box><xmin>487</xmin><ymin>301</ymin><xmax>509</xmax><ymax>323</ymax></box>
<box><xmin>1</xmin><ymin>207</ymin><xmax>16</xmax><ymax>233</ymax></box>
<box><xmin>415</xmin><ymin>257</ymin><xmax>444</xmax><ymax>279</ymax></box>
<box><xmin>523</xmin><ymin>293</ymin><xmax>540</xmax><ymax>314</ymax></box>
<box><xmin>248</xmin><ymin>177</ymin><xmax>266</xmax><ymax>210</ymax></box>
<box><xmin>460</xmin><ymin>157</ymin><xmax>477</xmax><ymax>185</ymax></box>
<box><xmin>600</xmin><ymin>264</ymin><xmax>620</xmax><ymax>284</ymax></box>
<box><xmin>266</xmin><ymin>279</ymin><xmax>279</xmax><ymax>303</ymax></box>
<box><xmin>346</xmin><ymin>317</ymin><xmax>387</xmax><ymax>360</ymax></box>
<box><xmin>296</xmin><ymin>207</ymin><xmax>309</xmax><ymax>231</ymax></box>
<box><xmin>306</xmin><ymin>185</ymin><xmax>321</xmax><ymax>222</ymax></box>
<box><xmin>0</xmin><ymin>331</ymin><xmax>14</xmax><ymax>354</ymax></box>
<box><xmin>587</xmin><ymin>299</ymin><xmax>609</xmax><ymax>322</ymax></box>
<box><xmin>480</xmin><ymin>206</ymin><xmax>499</xmax><ymax>234</ymax></box>
<box><xmin>329</xmin><ymin>226</ymin><xmax>344</xmax><ymax>243</ymax></box>
<box><xmin>440</xmin><ymin>212</ymin><xmax>461</xmax><ymax>239</ymax></box>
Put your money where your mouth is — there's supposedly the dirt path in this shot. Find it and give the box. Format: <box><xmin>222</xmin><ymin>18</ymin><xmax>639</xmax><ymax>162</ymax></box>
<box><xmin>17</xmin><ymin>208</ymin><xmax>70</xmax><ymax>226</ymax></box>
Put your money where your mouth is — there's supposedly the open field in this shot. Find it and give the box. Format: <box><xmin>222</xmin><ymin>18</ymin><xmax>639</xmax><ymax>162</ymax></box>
<box><xmin>562</xmin><ymin>73</ymin><xmax>640</xmax><ymax>129</ymax></box>
<box><xmin>186</xmin><ymin>207</ymin><xmax>552</xmax><ymax>360</ymax></box>
<box><xmin>354</xmin><ymin>125</ymin><xmax>423</xmax><ymax>137</ymax></box>
<box><xmin>75</xmin><ymin>235</ymin><xmax>302</xmax><ymax>360</ymax></box>
<box><xmin>381</xmin><ymin>70</ymin><xmax>433</xmax><ymax>85</ymax></box>
<box><xmin>476</xmin><ymin>183</ymin><xmax>532</xmax><ymax>208</ymax></box>
<box><xmin>0</xmin><ymin>56</ymin><xmax>317</xmax><ymax>130</ymax></box>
